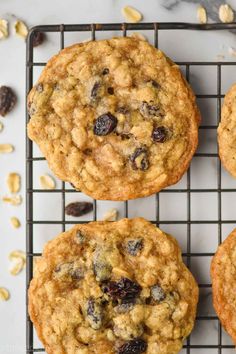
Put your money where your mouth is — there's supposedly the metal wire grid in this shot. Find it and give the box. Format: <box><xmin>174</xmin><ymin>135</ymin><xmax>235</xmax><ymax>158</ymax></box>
<box><xmin>26</xmin><ymin>22</ymin><xmax>236</xmax><ymax>353</ymax></box>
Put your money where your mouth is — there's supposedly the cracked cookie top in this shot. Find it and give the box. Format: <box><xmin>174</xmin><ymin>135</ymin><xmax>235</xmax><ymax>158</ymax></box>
<box><xmin>28</xmin><ymin>218</ymin><xmax>199</xmax><ymax>354</ymax></box>
<box><xmin>27</xmin><ymin>37</ymin><xmax>200</xmax><ymax>200</ymax></box>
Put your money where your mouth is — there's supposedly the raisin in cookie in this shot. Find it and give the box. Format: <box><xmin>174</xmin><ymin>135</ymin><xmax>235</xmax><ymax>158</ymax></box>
<box><xmin>211</xmin><ymin>228</ymin><xmax>236</xmax><ymax>344</ymax></box>
<box><xmin>28</xmin><ymin>217</ymin><xmax>199</xmax><ymax>354</ymax></box>
<box><xmin>27</xmin><ymin>37</ymin><xmax>200</xmax><ymax>200</ymax></box>
<box><xmin>218</xmin><ymin>84</ymin><xmax>236</xmax><ymax>177</ymax></box>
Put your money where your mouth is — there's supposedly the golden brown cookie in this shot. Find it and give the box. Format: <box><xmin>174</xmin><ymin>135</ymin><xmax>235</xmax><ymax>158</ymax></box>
<box><xmin>218</xmin><ymin>84</ymin><xmax>236</xmax><ymax>177</ymax></box>
<box><xmin>211</xmin><ymin>228</ymin><xmax>236</xmax><ymax>345</ymax></box>
<box><xmin>27</xmin><ymin>37</ymin><xmax>200</xmax><ymax>200</ymax></box>
<box><xmin>28</xmin><ymin>218</ymin><xmax>198</xmax><ymax>354</ymax></box>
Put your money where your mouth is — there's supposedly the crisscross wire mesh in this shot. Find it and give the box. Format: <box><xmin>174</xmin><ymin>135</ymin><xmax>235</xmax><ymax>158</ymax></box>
<box><xmin>26</xmin><ymin>22</ymin><xmax>236</xmax><ymax>353</ymax></box>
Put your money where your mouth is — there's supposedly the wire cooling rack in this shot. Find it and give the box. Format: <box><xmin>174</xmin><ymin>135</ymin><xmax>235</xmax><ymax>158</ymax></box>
<box><xmin>26</xmin><ymin>22</ymin><xmax>236</xmax><ymax>354</ymax></box>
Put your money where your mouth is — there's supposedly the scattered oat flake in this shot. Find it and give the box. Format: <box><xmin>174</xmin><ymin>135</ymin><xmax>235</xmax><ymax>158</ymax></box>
<box><xmin>14</xmin><ymin>20</ymin><xmax>28</xmax><ymax>39</ymax></box>
<box><xmin>122</xmin><ymin>6</ymin><xmax>143</xmax><ymax>23</ymax></box>
<box><xmin>7</xmin><ymin>173</ymin><xmax>21</xmax><ymax>194</ymax></box>
<box><xmin>0</xmin><ymin>287</ymin><xmax>10</xmax><ymax>301</ymax></box>
<box><xmin>130</xmin><ymin>32</ymin><xmax>147</xmax><ymax>41</ymax></box>
<box><xmin>103</xmin><ymin>208</ymin><xmax>118</xmax><ymax>221</ymax></box>
<box><xmin>10</xmin><ymin>258</ymin><xmax>25</xmax><ymax>275</ymax></box>
<box><xmin>0</xmin><ymin>144</ymin><xmax>14</xmax><ymax>153</ymax></box>
<box><xmin>0</xmin><ymin>19</ymin><xmax>8</xmax><ymax>39</ymax></box>
<box><xmin>9</xmin><ymin>250</ymin><xmax>26</xmax><ymax>262</ymax></box>
<box><xmin>219</xmin><ymin>4</ymin><xmax>234</xmax><ymax>23</ymax></box>
<box><xmin>10</xmin><ymin>217</ymin><xmax>21</xmax><ymax>229</ymax></box>
<box><xmin>197</xmin><ymin>6</ymin><xmax>207</xmax><ymax>24</ymax></box>
<box><xmin>2</xmin><ymin>195</ymin><xmax>22</xmax><ymax>206</ymax></box>
<box><xmin>0</xmin><ymin>121</ymin><xmax>3</xmax><ymax>132</ymax></box>
<box><xmin>9</xmin><ymin>250</ymin><xmax>26</xmax><ymax>276</ymax></box>
<box><xmin>40</xmin><ymin>174</ymin><xmax>56</xmax><ymax>190</ymax></box>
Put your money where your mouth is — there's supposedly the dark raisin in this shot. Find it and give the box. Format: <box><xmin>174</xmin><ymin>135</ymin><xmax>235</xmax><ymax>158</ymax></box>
<box><xmin>91</xmin><ymin>81</ymin><xmax>100</xmax><ymax>99</ymax></box>
<box><xmin>36</xmin><ymin>83</ymin><xmax>43</xmax><ymax>93</ymax></box>
<box><xmin>101</xmin><ymin>298</ymin><xmax>109</xmax><ymax>306</ymax></box>
<box><xmin>87</xmin><ymin>298</ymin><xmax>103</xmax><ymax>330</ymax></box>
<box><xmin>103</xmin><ymin>278</ymin><xmax>141</xmax><ymax>304</ymax></box>
<box><xmin>151</xmin><ymin>285</ymin><xmax>165</xmax><ymax>302</ymax></box>
<box><xmin>83</xmin><ymin>148</ymin><xmax>92</xmax><ymax>156</ymax></box>
<box><xmin>32</xmin><ymin>31</ymin><xmax>45</xmax><ymax>47</ymax></box>
<box><xmin>102</xmin><ymin>68</ymin><xmax>109</xmax><ymax>75</ymax></box>
<box><xmin>120</xmin><ymin>133</ymin><xmax>132</xmax><ymax>140</ymax></box>
<box><xmin>65</xmin><ymin>202</ymin><xmax>93</xmax><ymax>217</ymax></box>
<box><xmin>140</xmin><ymin>101</ymin><xmax>163</xmax><ymax>118</ymax></box>
<box><xmin>150</xmin><ymin>80</ymin><xmax>160</xmax><ymax>88</ymax></box>
<box><xmin>93</xmin><ymin>247</ymin><xmax>112</xmax><ymax>281</ymax></box>
<box><xmin>93</xmin><ymin>112</ymin><xmax>117</xmax><ymax>136</ymax></box>
<box><xmin>107</xmin><ymin>87</ymin><xmax>114</xmax><ymax>95</ymax></box>
<box><xmin>76</xmin><ymin>230</ymin><xmax>85</xmax><ymax>244</ymax></box>
<box><xmin>130</xmin><ymin>148</ymin><xmax>149</xmax><ymax>171</ymax></box>
<box><xmin>54</xmin><ymin>264</ymin><xmax>62</xmax><ymax>273</ymax></box>
<box><xmin>126</xmin><ymin>239</ymin><xmax>143</xmax><ymax>256</ymax></box>
<box><xmin>118</xmin><ymin>338</ymin><xmax>147</xmax><ymax>354</ymax></box>
<box><xmin>152</xmin><ymin>126</ymin><xmax>168</xmax><ymax>143</ymax></box>
<box><xmin>0</xmin><ymin>86</ymin><xmax>17</xmax><ymax>117</ymax></box>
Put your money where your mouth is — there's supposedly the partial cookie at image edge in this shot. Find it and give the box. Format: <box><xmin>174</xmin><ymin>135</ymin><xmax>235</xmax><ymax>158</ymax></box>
<box><xmin>218</xmin><ymin>83</ymin><xmax>236</xmax><ymax>178</ymax></box>
<box><xmin>211</xmin><ymin>228</ymin><xmax>236</xmax><ymax>345</ymax></box>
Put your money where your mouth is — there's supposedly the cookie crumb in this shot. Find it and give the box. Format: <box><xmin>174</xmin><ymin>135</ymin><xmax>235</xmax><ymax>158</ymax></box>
<box><xmin>122</xmin><ymin>6</ymin><xmax>143</xmax><ymax>23</ymax></box>
<box><xmin>197</xmin><ymin>6</ymin><xmax>207</xmax><ymax>24</ymax></box>
<box><xmin>219</xmin><ymin>4</ymin><xmax>234</xmax><ymax>23</ymax></box>
<box><xmin>9</xmin><ymin>250</ymin><xmax>26</xmax><ymax>275</ymax></box>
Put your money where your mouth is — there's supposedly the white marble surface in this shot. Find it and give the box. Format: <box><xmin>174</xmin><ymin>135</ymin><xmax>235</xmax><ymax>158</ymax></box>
<box><xmin>1</xmin><ymin>0</ymin><xmax>236</xmax><ymax>353</ymax></box>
